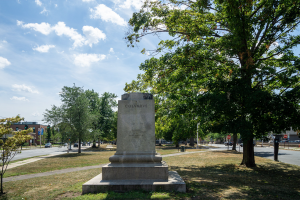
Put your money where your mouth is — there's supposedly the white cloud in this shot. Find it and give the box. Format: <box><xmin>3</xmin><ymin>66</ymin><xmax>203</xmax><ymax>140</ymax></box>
<box><xmin>40</xmin><ymin>7</ymin><xmax>48</xmax><ymax>15</ymax></box>
<box><xmin>53</xmin><ymin>22</ymin><xmax>86</xmax><ymax>48</ymax></box>
<box><xmin>118</xmin><ymin>0</ymin><xmax>144</xmax><ymax>10</ymax></box>
<box><xmin>18</xmin><ymin>21</ymin><xmax>105</xmax><ymax>48</ymax></box>
<box><xmin>0</xmin><ymin>57</ymin><xmax>11</xmax><ymax>69</ymax></box>
<box><xmin>35</xmin><ymin>0</ymin><xmax>42</xmax><ymax>6</ymax></box>
<box><xmin>74</xmin><ymin>54</ymin><xmax>106</xmax><ymax>67</ymax></box>
<box><xmin>12</xmin><ymin>84</ymin><xmax>39</xmax><ymax>94</ymax></box>
<box><xmin>82</xmin><ymin>26</ymin><xmax>106</xmax><ymax>47</ymax></box>
<box><xmin>90</xmin><ymin>4</ymin><xmax>127</xmax><ymax>26</ymax></box>
<box><xmin>10</xmin><ymin>96</ymin><xmax>29</xmax><ymax>101</ymax></box>
<box><xmin>33</xmin><ymin>45</ymin><xmax>55</xmax><ymax>53</ymax></box>
<box><xmin>109</xmin><ymin>48</ymin><xmax>114</xmax><ymax>53</ymax></box>
<box><xmin>17</xmin><ymin>20</ymin><xmax>52</xmax><ymax>35</ymax></box>
<box><xmin>82</xmin><ymin>0</ymin><xmax>95</xmax><ymax>2</ymax></box>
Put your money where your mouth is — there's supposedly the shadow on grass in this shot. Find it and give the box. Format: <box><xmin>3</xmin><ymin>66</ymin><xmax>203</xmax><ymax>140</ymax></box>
<box><xmin>169</xmin><ymin>162</ymin><xmax>300</xmax><ymax>200</ymax></box>
<box><xmin>254</xmin><ymin>151</ymin><xmax>290</xmax><ymax>157</ymax></box>
<box><xmin>44</xmin><ymin>152</ymin><xmax>95</xmax><ymax>159</ymax></box>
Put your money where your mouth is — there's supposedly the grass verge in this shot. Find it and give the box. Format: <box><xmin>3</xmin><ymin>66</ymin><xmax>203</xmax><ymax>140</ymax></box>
<box><xmin>2</xmin><ymin>150</ymin><xmax>300</xmax><ymax>199</ymax></box>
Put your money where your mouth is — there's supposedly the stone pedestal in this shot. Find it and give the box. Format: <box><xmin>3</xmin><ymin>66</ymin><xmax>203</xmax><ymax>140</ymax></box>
<box><xmin>82</xmin><ymin>93</ymin><xmax>186</xmax><ymax>194</ymax></box>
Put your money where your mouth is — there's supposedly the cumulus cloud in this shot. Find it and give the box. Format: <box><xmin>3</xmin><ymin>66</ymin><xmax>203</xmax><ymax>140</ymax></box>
<box><xmin>74</xmin><ymin>54</ymin><xmax>106</xmax><ymax>67</ymax></box>
<box><xmin>82</xmin><ymin>26</ymin><xmax>106</xmax><ymax>47</ymax></box>
<box><xmin>0</xmin><ymin>57</ymin><xmax>11</xmax><ymax>69</ymax></box>
<box><xmin>90</xmin><ymin>4</ymin><xmax>127</xmax><ymax>26</ymax></box>
<box><xmin>17</xmin><ymin>21</ymin><xmax>105</xmax><ymax>48</ymax></box>
<box><xmin>17</xmin><ymin>20</ymin><xmax>52</xmax><ymax>35</ymax></box>
<box><xmin>82</xmin><ymin>0</ymin><xmax>95</xmax><ymax>2</ymax></box>
<box><xmin>109</xmin><ymin>48</ymin><xmax>114</xmax><ymax>53</ymax></box>
<box><xmin>33</xmin><ymin>45</ymin><xmax>55</xmax><ymax>53</ymax></box>
<box><xmin>52</xmin><ymin>22</ymin><xmax>86</xmax><ymax>48</ymax></box>
<box><xmin>35</xmin><ymin>0</ymin><xmax>42</xmax><ymax>6</ymax></box>
<box><xmin>10</xmin><ymin>96</ymin><xmax>29</xmax><ymax>101</ymax></box>
<box><xmin>12</xmin><ymin>84</ymin><xmax>39</xmax><ymax>94</ymax></box>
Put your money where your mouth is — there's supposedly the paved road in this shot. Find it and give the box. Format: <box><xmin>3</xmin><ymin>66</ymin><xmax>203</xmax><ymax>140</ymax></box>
<box><xmin>12</xmin><ymin>145</ymin><xmax>84</xmax><ymax>161</ymax></box>
<box><xmin>211</xmin><ymin>144</ymin><xmax>300</xmax><ymax>166</ymax></box>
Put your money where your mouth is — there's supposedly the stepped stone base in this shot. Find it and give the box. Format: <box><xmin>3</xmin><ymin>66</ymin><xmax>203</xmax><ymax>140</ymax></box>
<box><xmin>102</xmin><ymin>162</ymin><xmax>168</xmax><ymax>181</ymax></box>
<box><xmin>82</xmin><ymin>171</ymin><xmax>186</xmax><ymax>194</ymax></box>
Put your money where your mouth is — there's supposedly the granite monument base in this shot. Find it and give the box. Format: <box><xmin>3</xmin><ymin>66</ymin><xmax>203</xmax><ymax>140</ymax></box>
<box><xmin>82</xmin><ymin>171</ymin><xmax>186</xmax><ymax>194</ymax></box>
<box><xmin>102</xmin><ymin>162</ymin><xmax>168</xmax><ymax>181</ymax></box>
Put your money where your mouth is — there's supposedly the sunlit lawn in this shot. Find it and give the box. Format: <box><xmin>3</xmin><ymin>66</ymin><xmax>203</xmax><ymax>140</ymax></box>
<box><xmin>2</xmin><ymin>149</ymin><xmax>300</xmax><ymax>199</ymax></box>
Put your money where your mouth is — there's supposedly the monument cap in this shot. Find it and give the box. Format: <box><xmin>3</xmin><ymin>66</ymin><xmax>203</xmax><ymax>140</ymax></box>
<box><xmin>121</xmin><ymin>93</ymin><xmax>153</xmax><ymax>100</ymax></box>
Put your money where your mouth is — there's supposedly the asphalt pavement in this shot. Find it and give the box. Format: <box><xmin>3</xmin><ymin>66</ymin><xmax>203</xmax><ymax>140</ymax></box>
<box><xmin>11</xmin><ymin>145</ymin><xmax>89</xmax><ymax>161</ymax></box>
<box><xmin>211</xmin><ymin>144</ymin><xmax>300</xmax><ymax>166</ymax></box>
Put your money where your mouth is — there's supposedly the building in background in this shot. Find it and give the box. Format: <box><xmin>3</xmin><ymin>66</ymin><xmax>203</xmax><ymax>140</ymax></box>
<box><xmin>10</xmin><ymin>122</ymin><xmax>48</xmax><ymax>145</ymax></box>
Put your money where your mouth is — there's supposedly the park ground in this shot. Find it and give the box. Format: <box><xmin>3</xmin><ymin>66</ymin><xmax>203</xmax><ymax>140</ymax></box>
<box><xmin>1</xmin><ymin>145</ymin><xmax>300</xmax><ymax>200</ymax></box>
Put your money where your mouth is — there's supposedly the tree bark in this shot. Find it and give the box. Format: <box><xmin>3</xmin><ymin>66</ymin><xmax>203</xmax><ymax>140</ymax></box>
<box><xmin>189</xmin><ymin>137</ymin><xmax>194</xmax><ymax>146</ymax></box>
<box><xmin>78</xmin><ymin>138</ymin><xmax>81</xmax><ymax>153</ymax></box>
<box><xmin>241</xmin><ymin>138</ymin><xmax>255</xmax><ymax>167</ymax></box>
<box><xmin>232</xmin><ymin>133</ymin><xmax>237</xmax><ymax>151</ymax></box>
<box><xmin>98</xmin><ymin>137</ymin><xmax>101</xmax><ymax>148</ymax></box>
<box><xmin>92</xmin><ymin>139</ymin><xmax>96</xmax><ymax>148</ymax></box>
<box><xmin>1</xmin><ymin>173</ymin><xmax>3</xmax><ymax>194</ymax></box>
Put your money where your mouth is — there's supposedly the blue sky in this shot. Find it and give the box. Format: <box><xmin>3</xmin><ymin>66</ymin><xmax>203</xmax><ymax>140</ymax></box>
<box><xmin>0</xmin><ymin>0</ymin><xmax>159</xmax><ymax>124</ymax></box>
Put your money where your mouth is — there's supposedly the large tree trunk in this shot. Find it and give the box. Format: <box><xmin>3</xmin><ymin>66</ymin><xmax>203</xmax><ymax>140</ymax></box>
<box><xmin>241</xmin><ymin>138</ymin><xmax>255</xmax><ymax>167</ymax></box>
<box><xmin>78</xmin><ymin>138</ymin><xmax>81</xmax><ymax>153</ymax></box>
<box><xmin>189</xmin><ymin>137</ymin><xmax>194</xmax><ymax>146</ymax></box>
<box><xmin>92</xmin><ymin>139</ymin><xmax>96</xmax><ymax>148</ymax></box>
<box><xmin>98</xmin><ymin>137</ymin><xmax>101</xmax><ymax>148</ymax></box>
<box><xmin>232</xmin><ymin>133</ymin><xmax>237</xmax><ymax>151</ymax></box>
<box><xmin>1</xmin><ymin>173</ymin><xmax>3</xmax><ymax>194</ymax></box>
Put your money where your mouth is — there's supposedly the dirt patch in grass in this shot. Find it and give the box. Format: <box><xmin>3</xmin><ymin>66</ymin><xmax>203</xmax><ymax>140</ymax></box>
<box><xmin>4</xmin><ymin>151</ymin><xmax>114</xmax><ymax>178</ymax></box>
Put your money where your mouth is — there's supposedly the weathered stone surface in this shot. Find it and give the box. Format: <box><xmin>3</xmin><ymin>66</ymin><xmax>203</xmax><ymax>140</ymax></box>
<box><xmin>82</xmin><ymin>171</ymin><xmax>186</xmax><ymax>194</ymax></box>
<box><xmin>82</xmin><ymin>93</ymin><xmax>186</xmax><ymax>193</ymax></box>
<box><xmin>116</xmin><ymin>94</ymin><xmax>155</xmax><ymax>154</ymax></box>
<box><xmin>102</xmin><ymin>162</ymin><xmax>168</xmax><ymax>181</ymax></box>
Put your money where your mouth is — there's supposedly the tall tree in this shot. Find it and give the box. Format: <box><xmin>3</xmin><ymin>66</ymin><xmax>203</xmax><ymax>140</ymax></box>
<box><xmin>98</xmin><ymin>92</ymin><xmax>118</xmax><ymax>146</ymax></box>
<box><xmin>125</xmin><ymin>0</ymin><xmax>300</xmax><ymax>167</ymax></box>
<box><xmin>44</xmin><ymin>84</ymin><xmax>92</xmax><ymax>153</ymax></box>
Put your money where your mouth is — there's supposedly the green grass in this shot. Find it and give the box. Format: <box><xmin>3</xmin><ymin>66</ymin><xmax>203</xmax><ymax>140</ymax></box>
<box><xmin>2</xmin><ymin>149</ymin><xmax>300</xmax><ymax>199</ymax></box>
<box><xmin>4</xmin><ymin>151</ymin><xmax>114</xmax><ymax>178</ymax></box>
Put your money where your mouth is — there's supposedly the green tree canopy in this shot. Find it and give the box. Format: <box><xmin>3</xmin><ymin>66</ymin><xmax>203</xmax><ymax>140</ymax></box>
<box><xmin>125</xmin><ymin>0</ymin><xmax>300</xmax><ymax>167</ymax></box>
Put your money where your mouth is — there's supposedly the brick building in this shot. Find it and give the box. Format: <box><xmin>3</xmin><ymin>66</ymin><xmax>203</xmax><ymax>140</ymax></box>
<box><xmin>10</xmin><ymin>122</ymin><xmax>48</xmax><ymax>145</ymax></box>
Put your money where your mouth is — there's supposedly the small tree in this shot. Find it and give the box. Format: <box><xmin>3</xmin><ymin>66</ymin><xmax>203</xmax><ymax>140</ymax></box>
<box><xmin>0</xmin><ymin>116</ymin><xmax>32</xmax><ymax>194</ymax></box>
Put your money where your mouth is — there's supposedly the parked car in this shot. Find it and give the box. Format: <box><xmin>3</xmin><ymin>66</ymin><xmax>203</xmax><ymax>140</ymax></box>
<box><xmin>63</xmin><ymin>143</ymin><xmax>68</xmax><ymax>147</ymax></box>
<box><xmin>45</xmin><ymin>143</ymin><xmax>52</xmax><ymax>148</ymax></box>
<box><xmin>74</xmin><ymin>143</ymin><xmax>79</xmax><ymax>147</ymax></box>
<box><xmin>224</xmin><ymin>142</ymin><xmax>233</xmax><ymax>146</ymax></box>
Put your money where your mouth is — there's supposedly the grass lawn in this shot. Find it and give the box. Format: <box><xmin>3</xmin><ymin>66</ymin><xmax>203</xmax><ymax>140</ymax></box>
<box><xmin>2</xmin><ymin>149</ymin><xmax>300</xmax><ymax>199</ymax></box>
<box><xmin>4</xmin><ymin>151</ymin><xmax>115</xmax><ymax>178</ymax></box>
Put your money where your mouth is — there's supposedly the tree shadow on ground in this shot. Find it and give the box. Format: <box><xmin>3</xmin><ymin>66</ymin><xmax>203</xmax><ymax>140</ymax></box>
<box><xmin>44</xmin><ymin>152</ymin><xmax>95</xmax><ymax>159</ymax></box>
<box><xmin>254</xmin><ymin>151</ymin><xmax>289</xmax><ymax>157</ymax></box>
<box><xmin>169</xmin><ymin>162</ymin><xmax>300</xmax><ymax>200</ymax></box>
